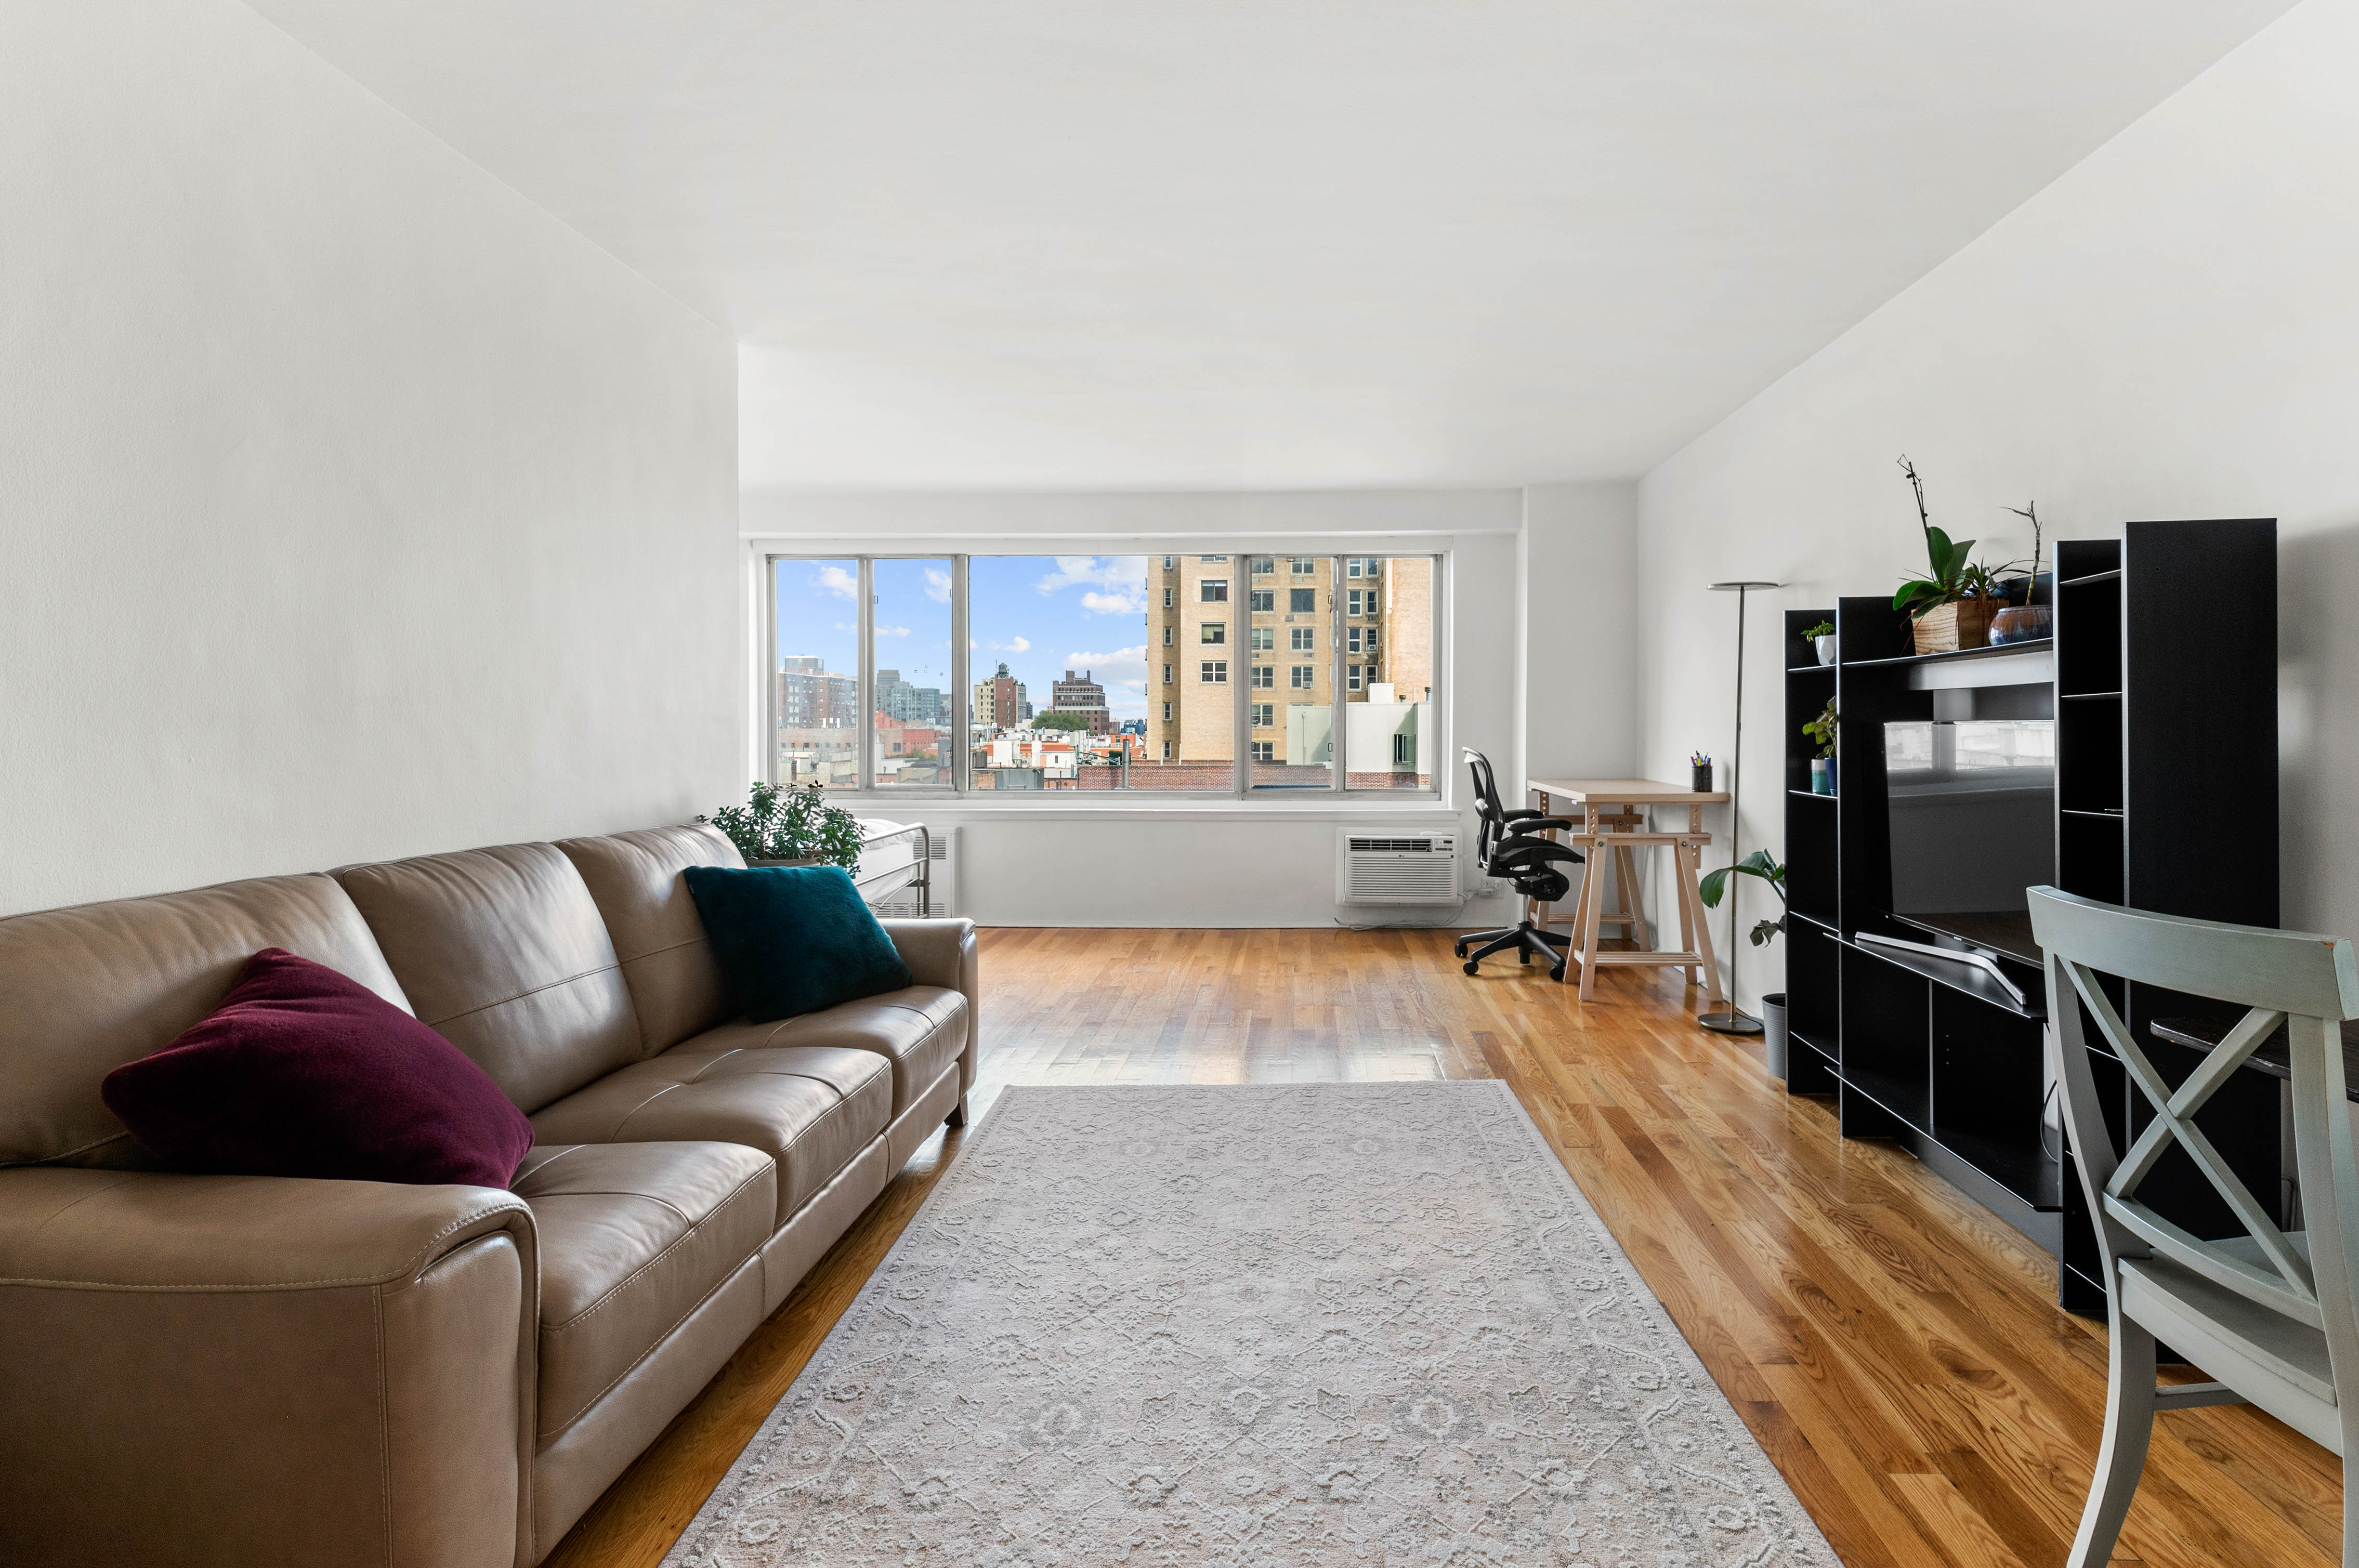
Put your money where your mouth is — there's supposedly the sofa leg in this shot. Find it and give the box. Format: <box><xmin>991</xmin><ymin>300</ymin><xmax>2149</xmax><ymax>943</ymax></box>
<box><xmin>946</xmin><ymin>1094</ymin><xmax>968</xmax><ymax>1129</ymax></box>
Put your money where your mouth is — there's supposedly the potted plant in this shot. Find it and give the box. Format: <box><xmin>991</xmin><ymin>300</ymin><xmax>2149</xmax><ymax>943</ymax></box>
<box><xmin>1803</xmin><ymin>618</ymin><xmax>1837</xmax><ymax>666</ymax></box>
<box><xmin>698</xmin><ymin>781</ymin><xmax>863</xmax><ymax>868</ymax></box>
<box><xmin>1700</xmin><ymin>850</ymin><xmax>1790</xmax><ymax>1077</ymax></box>
<box><xmin>1804</xmin><ymin>697</ymin><xmax>1838</xmax><ymax>794</ymax></box>
<box><xmin>1891</xmin><ymin>457</ymin><xmax>2002</xmax><ymax>653</ymax></box>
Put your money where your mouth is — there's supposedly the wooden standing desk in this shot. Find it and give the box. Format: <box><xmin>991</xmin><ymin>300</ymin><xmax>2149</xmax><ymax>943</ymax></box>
<box><xmin>1528</xmin><ymin>779</ymin><xmax>1732</xmax><ymax>1004</ymax></box>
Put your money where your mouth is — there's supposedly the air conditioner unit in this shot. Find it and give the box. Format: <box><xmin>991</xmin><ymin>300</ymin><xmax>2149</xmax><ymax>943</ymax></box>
<box><xmin>869</xmin><ymin>825</ymin><xmax>958</xmax><ymax>919</ymax></box>
<box><xmin>1335</xmin><ymin>829</ymin><xmax>1459</xmax><ymax>905</ymax></box>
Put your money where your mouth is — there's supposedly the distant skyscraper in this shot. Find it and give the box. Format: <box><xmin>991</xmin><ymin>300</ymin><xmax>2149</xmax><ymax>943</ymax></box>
<box><xmin>1052</xmin><ymin>668</ymin><xmax>1111</xmax><ymax>735</ymax></box>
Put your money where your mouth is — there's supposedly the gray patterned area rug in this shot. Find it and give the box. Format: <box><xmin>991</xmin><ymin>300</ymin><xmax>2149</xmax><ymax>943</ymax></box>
<box><xmin>664</xmin><ymin>1082</ymin><xmax>1839</xmax><ymax>1567</ymax></box>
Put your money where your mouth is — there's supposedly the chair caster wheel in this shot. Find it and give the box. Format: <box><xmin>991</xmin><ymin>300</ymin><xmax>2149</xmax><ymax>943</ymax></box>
<box><xmin>1463</xmin><ymin>961</ymin><xmax>1480</xmax><ymax>976</ymax></box>
<box><xmin>1549</xmin><ymin>965</ymin><xmax>1566</xmax><ymax>982</ymax></box>
<box><xmin>1453</xmin><ymin>942</ymin><xmax>1468</xmax><ymax>958</ymax></box>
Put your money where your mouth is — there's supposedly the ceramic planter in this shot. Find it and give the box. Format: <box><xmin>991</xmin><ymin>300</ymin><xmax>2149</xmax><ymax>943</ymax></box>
<box><xmin>1810</xmin><ymin>758</ymin><xmax>1831</xmax><ymax>795</ymax></box>
<box><xmin>1814</xmin><ymin>634</ymin><xmax>1838</xmax><ymax>665</ymax></box>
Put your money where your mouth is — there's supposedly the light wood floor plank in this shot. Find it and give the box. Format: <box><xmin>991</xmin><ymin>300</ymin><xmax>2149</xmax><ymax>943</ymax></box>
<box><xmin>542</xmin><ymin>928</ymin><xmax>2340</xmax><ymax>1568</ymax></box>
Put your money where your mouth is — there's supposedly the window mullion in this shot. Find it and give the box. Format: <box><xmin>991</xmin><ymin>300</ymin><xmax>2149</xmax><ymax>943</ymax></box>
<box><xmin>1233</xmin><ymin>571</ymin><xmax>1249</xmax><ymax>797</ymax></box>
<box><xmin>762</xmin><ymin>552</ymin><xmax>780</xmax><ymax>786</ymax></box>
<box><xmin>950</xmin><ymin>555</ymin><xmax>969</xmax><ymax>794</ymax></box>
<box><xmin>1331</xmin><ymin>556</ymin><xmax>1347</xmax><ymax>792</ymax></box>
<box><xmin>856</xmin><ymin>557</ymin><xmax>875</xmax><ymax>792</ymax></box>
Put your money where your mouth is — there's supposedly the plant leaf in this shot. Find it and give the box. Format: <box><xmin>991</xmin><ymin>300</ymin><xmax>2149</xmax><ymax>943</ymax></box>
<box><xmin>1698</xmin><ymin>867</ymin><xmax>1731</xmax><ymax>908</ymax></box>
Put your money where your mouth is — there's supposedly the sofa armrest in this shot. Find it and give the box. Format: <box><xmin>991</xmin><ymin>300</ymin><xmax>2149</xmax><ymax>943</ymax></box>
<box><xmin>881</xmin><ymin>917</ymin><xmax>979</xmax><ymax>1096</ymax></box>
<box><xmin>0</xmin><ymin>1167</ymin><xmax>538</xmax><ymax>1568</ymax></box>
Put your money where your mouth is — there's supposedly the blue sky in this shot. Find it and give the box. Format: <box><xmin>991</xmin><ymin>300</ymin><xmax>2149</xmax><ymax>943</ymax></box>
<box><xmin>775</xmin><ymin>556</ymin><xmax>1152</xmax><ymax>718</ymax></box>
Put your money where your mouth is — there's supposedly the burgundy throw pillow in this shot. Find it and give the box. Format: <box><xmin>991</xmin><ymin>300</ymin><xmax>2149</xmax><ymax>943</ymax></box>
<box><xmin>101</xmin><ymin>947</ymin><xmax>534</xmax><ymax>1188</ymax></box>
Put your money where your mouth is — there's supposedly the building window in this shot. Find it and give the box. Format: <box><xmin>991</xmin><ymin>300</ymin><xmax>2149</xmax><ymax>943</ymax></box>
<box><xmin>1162</xmin><ymin>741</ymin><xmax>1173</xmax><ymax>759</ymax></box>
<box><xmin>1347</xmin><ymin>665</ymin><xmax>1362</xmax><ymax>691</ymax></box>
<box><xmin>1249</xmin><ymin>589</ymin><xmax>1274</xmax><ymax>612</ymax></box>
<box><xmin>1251</xmin><ymin>703</ymin><xmax>1274</xmax><ymax>728</ymax></box>
<box><xmin>1200</xmin><ymin>624</ymin><xmax>1225</xmax><ymax>644</ymax></box>
<box><xmin>1162</xmin><ymin>701</ymin><xmax>1172</xmax><ymax>721</ymax></box>
<box><xmin>1292</xmin><ymin>557</ymin><xmax>1315</xmax><ymax>576</ymax></box>
<box><xmin>1366</xmin><ymin>626</ymin><xmax>1380</xmax><ymax>653</ymax></box>
<box><xmin>1163</xmin><ymin>625</ymin><xmax>1173</xmax><ymax>645</ymax></box>
<box><xmin>1162</xmin><ymin>664</ymin><xmax>1172</xmax><ymax>684</ymax></box>
<box><xmin>1201</xmin><ymin>579</ymin><xmax>1228</xmax><ymax>603</ymax></box>
<box><xmin>1251</xmin><ymin>626</ymin><xmax>1274</xmax><ymax>650</ymax></box>
<box><xmin>1163</xmin><ymin>555</ymin><xmax>1176</xmax><ymax>569</ymax></box>
<box><xmin>1163</xmin><ymin>587</ymin><xmax>1173</xmax><ymax>608</ymax></box>
<box><xmin>1347</xmin><ymin>625</ymin><xmax>1361</xmax><ymax>653</ymax></box>
<box><xmin>1250</xmin><ymin>665</ymin><xmax>1274</xmax><ymax>689</ymax></box>
<box><xmin>1252</xmin><ymin>557</ymin><xmax>1274</xmax><ymax>575</ymax></box>
<box><xmin>1290</xmin><ymin>626</ymin><xmax>1315</xmax><ymax>652</ymax></box>
<box><xmin>1347</xmin><ymin>558</ymin><xmax>1362</xmax><ymax>578</ymax></box>
<box><xmin>1290</xmin><ymin>588</ymin><xmax>1316</xmax><ymax>613</ymax></box>
<box><xmin>1200</xmin><ymin>660</ymin><xmax>1227</xmax><ymax>683</ymax></box>
<box><xmin>1251</xmin><ymin>741</ymin><xmax>1275</xmax><ymax>762</ymax></box>
<box><xmin>1199</xmin><ymin>555</ymin><xmax>1228</xmax><ymax>562</ymax></box>
<box><xmin>1290</xmin><ymin>665</ymin><xmax>1315</xmax><ymax>690</ymax></box>
<box><xmin>1367</xmin><ymin>661</ymin><xmax>1380</xmax><ymax>683</ymax></box>
<box><xmin>1348</xmin><ymin>588</ymin><xmax>1380</xmax><ymax>616</ymax></box>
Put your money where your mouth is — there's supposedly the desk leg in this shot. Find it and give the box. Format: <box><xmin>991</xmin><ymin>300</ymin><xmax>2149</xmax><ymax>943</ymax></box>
<box><xmin>1682</xmin><ymin>840</ymin><xmax>1726</xmax><ymax>1013</ymax></box>
<box><xmin>1612</xmin><ymin>842</ymin><xmax>1645</xmax><ymax>950</ymax></box>
<box><xmin>1674</xmin><ymin>851</ymin><xmax>1698</xmax><ymax>986</ymax></box>
<box><xmin>1576</xmin><ymin>841</ymin><xmax>1610</xmax><ymax>1000</ymax></box>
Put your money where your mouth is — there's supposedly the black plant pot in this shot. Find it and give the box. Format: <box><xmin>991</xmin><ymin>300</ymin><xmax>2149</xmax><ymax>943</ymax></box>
<box><xmin>1760</xmin><ymin>992</ymin><xmax>1790</xmax><ymax>1082</ymax></box>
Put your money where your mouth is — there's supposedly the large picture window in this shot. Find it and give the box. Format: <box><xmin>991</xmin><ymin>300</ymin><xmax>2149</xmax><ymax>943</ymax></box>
<box><xmin>766</xmin><ymin>551</ymin><xmax>1438</xmax><ymax>795</ymax></box>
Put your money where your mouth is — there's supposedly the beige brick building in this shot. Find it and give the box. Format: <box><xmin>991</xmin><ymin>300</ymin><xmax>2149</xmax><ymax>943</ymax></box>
<box><xmin>1148</xmin><ymin>554</ymin><xmax>1432</xmax><ymax>782</ymax></box>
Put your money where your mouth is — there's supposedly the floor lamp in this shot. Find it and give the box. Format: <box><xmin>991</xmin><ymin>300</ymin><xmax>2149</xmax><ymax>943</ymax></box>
<box><xmin>1700</xmin><ymin>579</ymin><xmax>1782</xmax><ymax>1035</ymax></box>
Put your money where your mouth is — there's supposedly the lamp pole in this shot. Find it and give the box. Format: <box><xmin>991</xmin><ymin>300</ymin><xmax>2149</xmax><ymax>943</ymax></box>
<box><xmin>1700</xmin><ymin>581</ymin><xmax>1781</xmax><ymax>1035</ymax></box>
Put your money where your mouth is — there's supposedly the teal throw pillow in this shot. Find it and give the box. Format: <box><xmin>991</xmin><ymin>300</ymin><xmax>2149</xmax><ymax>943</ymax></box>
<box><xmin>683</xmin><ymin>865</ymin><xmax>914</xmax><ymax>1023</ymax></box>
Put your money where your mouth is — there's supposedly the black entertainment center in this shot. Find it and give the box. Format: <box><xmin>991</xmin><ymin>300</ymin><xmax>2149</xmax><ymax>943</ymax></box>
<box><xmin>1780</xmin><ymin>519</ymin><xmax>2278</xmax><ymax>1312</ymax></box>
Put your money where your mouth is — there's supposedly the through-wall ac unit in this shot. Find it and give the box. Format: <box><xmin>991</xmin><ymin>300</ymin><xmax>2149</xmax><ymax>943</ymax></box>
<box><xmin>1335</xmin><ymin>830</ymin><xmax>1459</xmax><ymax>905</ymax></box>
<box><xmin>870</xmin><ymin>826</ymin><xmax>958</xmax><ymax>919</ymax></box>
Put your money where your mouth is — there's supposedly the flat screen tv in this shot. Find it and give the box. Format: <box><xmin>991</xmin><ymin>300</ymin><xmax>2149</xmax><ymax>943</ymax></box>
<box><xmin>1882</xmin><ymin>719</ymin><xmax>2055</xmax><ymax>963</ymax></box>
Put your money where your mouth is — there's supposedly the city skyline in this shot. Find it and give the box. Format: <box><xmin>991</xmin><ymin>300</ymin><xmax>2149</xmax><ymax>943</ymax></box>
<box><xmin>775</xmin><ymin>556</ymin><xmax>1154</xmax><ymax>721</ymax></box>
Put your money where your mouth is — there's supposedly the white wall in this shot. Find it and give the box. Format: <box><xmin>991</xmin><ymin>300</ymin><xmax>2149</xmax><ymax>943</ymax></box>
<box><xmin>1629</xmin><ymin>0</ymin><xmax>2359</xmax><ymax>1009</ymax></box>
<box><xmin>742</xmin><ymin>487</ymin><xmax>1522</xmax><ymax>927</ymax></box>
<box><xmin>0</xmin><ymin>0</ymin><xmax>739</xmax><ymax>916</ymax></box>
<box><xmin>1519</xmin><ymin>483</ymin><xmax>1640</xmax><ymax>792</ymax></box>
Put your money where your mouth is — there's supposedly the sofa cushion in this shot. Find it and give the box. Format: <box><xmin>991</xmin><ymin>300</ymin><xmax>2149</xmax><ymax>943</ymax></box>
<box><xmin>335</xmin><ymin>844</ymin><xmax>640</xmax><ymax>1115</ymax></box>
<box><xmin>684</xmin><ymin>986</ymin><xmax>964</xmax><ymax>1118</ymax></box>
<box><xmin>683</xmin><ymin>865</ymin><xmax>912</xmax><ymax>1023</ymax></box>
<box><xmin>512</xmin><ymin>1141</ymin><xmax>774</xmax><ymax>1442</ymax></box>
<box><xmin>557</xmin><ymin>826</ymin><xmax>744</xmax><ymax>1060</ymax></box>
<box><xmin>529</xmin><ymin>1044</ymin><xmax>889</xmax><ymax>1224</ymax></box>
<box><xmin>0</xmin><ymin>874</ymin><xmax>407</xmax><ymax>1170</ymax></box>
<box><xmin>100</xmin><ymin>947</ymin><xmax>533</xmax><ymax>1188</ymax></box>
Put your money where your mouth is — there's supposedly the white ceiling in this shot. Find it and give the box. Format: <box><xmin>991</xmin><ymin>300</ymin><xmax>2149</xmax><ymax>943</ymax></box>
<box><xmin>246</xmin><ymin>1</ymin><xmax>2294</xmax><ymax>491</ymax></box>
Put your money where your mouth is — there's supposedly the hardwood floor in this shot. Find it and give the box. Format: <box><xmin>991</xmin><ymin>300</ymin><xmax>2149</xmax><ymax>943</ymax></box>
<box><xmin>545</xmin><ymin>927</ymin><xmax>2341</xmax><ymax>1567</ymax></box>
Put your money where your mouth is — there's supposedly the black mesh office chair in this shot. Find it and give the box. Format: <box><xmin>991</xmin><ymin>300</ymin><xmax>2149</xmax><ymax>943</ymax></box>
<box><xmin>1456</xmin><ymin>748</ymin><xmax>1584</xmax><ymax>980</ymax></box>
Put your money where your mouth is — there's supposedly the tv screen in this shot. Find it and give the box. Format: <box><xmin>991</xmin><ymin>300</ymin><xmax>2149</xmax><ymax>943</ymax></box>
<box><xmin>1883</xmin><ymin>719</ymin><xmax>2055</xmax><ymax>960</ymax></box>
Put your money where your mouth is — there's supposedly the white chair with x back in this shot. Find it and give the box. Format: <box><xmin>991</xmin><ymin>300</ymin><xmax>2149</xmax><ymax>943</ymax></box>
<box><xmin>2030</xmin><ymin>886</ymin><xmax>2359</xmax><ymax>1566</ymax></box>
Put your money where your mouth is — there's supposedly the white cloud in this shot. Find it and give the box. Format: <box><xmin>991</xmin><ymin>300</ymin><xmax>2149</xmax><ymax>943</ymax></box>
<box><xmin>877</xmin><ymin>624</ymin><xmax>911</xmax><ymax>637</ymax></box>
<box><xmin>814</xmin><ymin>565</ymin><xmax>857</xmax><ymax>601</ymax></box>
<box><xmin>1033</xmin><ymin>556</ymin><xmax>1147</xmax><ymax>596</ymax></box>
<box><xmin>1007</xmin><ymin>635</ymin><xmax>1031</xmax><ymax>652</ymax></box>
<box><xmin>924</xmin><ymin>568</ymin><xmax>951</xmax><ymax>603</ymax></box>
<box><xmin>1081</xmin><ymin>587</ymin><xmax>1145</xmax><ymax>616</ymax></box>
<box><xmin>1064</xmin><ymin>645</ymin><xmax>1149</xmax><ymax>687</ymax></box>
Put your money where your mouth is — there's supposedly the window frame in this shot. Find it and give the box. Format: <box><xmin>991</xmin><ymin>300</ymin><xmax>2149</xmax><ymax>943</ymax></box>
<box><xmin>762</xmin><ymin>549</ymin><xmax>1443</xmax><ymax>803</ymax></box>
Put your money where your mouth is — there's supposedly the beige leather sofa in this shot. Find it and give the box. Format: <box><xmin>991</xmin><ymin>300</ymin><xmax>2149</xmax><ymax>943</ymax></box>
<box><xmin>0</xmin><ymin>824</ymin><xmax>975</xmax><ymax>1568</ymax></box>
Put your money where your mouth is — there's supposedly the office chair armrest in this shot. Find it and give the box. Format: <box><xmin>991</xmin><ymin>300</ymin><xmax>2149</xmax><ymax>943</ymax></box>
<box><xmin>1497</xmin><ymin>836</ymin><xmax>1583</xmax><ymax>864</ymax></box>
<box><xmin>1500</xmin><ymin>808</ymin><xmax>1547</xmax><ymax>822</ymax></box>
<box><xmin>1513</xmin><ymin>818</ymin><xmax>1574</xmax><ymax>835</ymax></box>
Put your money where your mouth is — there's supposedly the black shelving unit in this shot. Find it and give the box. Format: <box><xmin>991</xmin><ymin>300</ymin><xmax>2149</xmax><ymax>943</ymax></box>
<box><xmin>1779</xmin><ymin>522</ymin><xmax>2278</xmax><ymax>1313</ymax></box>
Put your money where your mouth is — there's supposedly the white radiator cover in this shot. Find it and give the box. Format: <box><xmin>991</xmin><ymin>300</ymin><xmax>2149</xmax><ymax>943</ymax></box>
<box><xmin>871</xmin><ymin>826</ymin><xmax>957</xmax><ymax>918</ymax></box>
<box><xmin>1335</xmin><ymin>830</ymin><xmax>1460</xmax><ymax>904</ymax></box>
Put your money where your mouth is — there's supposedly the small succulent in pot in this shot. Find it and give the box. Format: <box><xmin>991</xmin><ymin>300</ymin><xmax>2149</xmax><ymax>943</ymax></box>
<box><xmin>1803</xmin><ymin>618</ymin><xmax>1837</xmax><ymax>665</ymax></box>
<box><xmin>699</xmin><ymin>781</ymin><xmax>863</xmax><ymax>868</ymax></box>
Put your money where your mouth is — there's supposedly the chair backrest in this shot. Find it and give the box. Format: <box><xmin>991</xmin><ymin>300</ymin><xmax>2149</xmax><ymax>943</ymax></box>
<box><xmin>2029</xmin><ymin>886</ymin><xmax>2359</xmax><ymax>1354</ymax></box>
<box><xmin>1463</xmin><ymin>748</ymin><xmax>1506</xmax><ymax>861</ymax></box>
